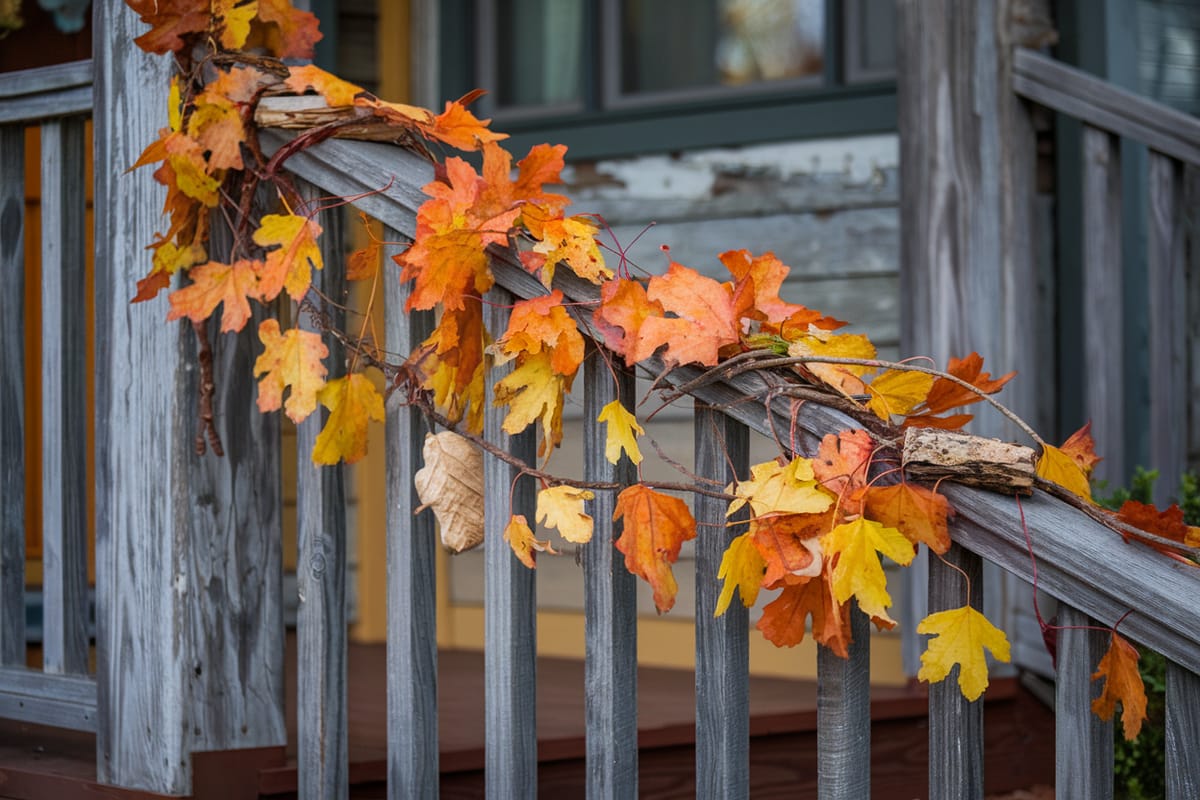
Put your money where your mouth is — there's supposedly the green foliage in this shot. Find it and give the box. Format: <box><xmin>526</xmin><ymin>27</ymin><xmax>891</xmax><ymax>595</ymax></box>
<box><xmin>1094</xmin><ymin>466</ymin><xmax>1159</xmax><ymax>511</ymax></box>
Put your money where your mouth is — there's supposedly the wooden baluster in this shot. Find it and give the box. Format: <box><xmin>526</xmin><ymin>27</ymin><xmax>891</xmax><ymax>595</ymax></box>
<box><xmin>383</xmin><ymin>225</ymin><xmax>439</xmax><ymax>798</ymax></box>
<box><xmin>817</xmin><ymin>602</ymin><xmax>871</xmax><ymax>800</ymax></box>
<box><xmin>1165</xmin><ymin>661</ymin><xmax>1200</xmax><ymax>800</ymax></box>
<box><xmin>582</xmin><ymin>349</ymin><xmax>638</xmax><ymax>798</ymax></box>
<box><xmin>1055</xmin><ymin>604</ymin><xmax>1113</xmax><ymax>800</ymax></box>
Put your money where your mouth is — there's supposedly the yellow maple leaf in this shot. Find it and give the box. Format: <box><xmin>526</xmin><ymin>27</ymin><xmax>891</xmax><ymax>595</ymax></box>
<box><xmin>215</xmin><ymin>0</ymin><xmax>256</xmax><ymax>49</ymax></box>
<box><xmin>187</xmin><ymin>92</ymin><xmax>244</xmax><ymax>171</ymax></box>
<box><xmin>821</xmin><ymin>517</ymin><xmax>915</xmax><ymax>624</ymax></box>
<box><xmin>917</xmin><ymin>605</ymin><xmax>1011</xmax><ymax>701</ymax></box>
<box><xmin>253</xmin><ymin>212</ymin><xmax>324</xmax><ymax>302</ymax></box>
<box><xmin>312</xmin><ymin>373</ymin><xmax>385</xmax><ymax>465</ymax></box>
<box><xmin>536</xmin><ymin>485</ymin><xmax>595</xmax><ymax>544</ymax></box>
<box><xmin>596</xmin><ymin>400</ymin><xmax>643</xmax><ymax>465</ymax></box>
<box><xmin>727</xmin><ymin>458</ymin><xmax>834</xmax><ymax>518</ymax></box>
<box><xmin>504</xmin><ymin>514</ymin><xmax>557</xmax><ymax>568</ymax></box>
<box><xmin>787</xmin><ymin>330</ymin><xmax>877</xmax><ymax>395</ymax></box>
<box><xmin>715</xmin><ymin>532</ymin><xmax>766</xmax><ymax>616</ymax></box>
<box><xmin>253</xmin><ymin>319</ymin><xmax>328</xmax><ymax>423</ymax></box>
<box><xmin>492</xmin><ymin>351</ymin><xmax>570</xmax><ymax>456</ymax></box>
<box><xmin>866</xmin><ymin>369</ymin><xmax>935</xmax><ymax>420</ymax></box>
<box><xmin>1037</xmin><ymin>444</ymin><xmax>1092</xmax><ymax>501</ymax></box>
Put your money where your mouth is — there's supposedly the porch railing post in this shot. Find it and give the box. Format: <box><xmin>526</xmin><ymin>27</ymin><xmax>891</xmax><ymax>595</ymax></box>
<box><xmin>93</xmin><ymin>1</ymin><xmax>285</xmax><ymax>792</ymax></box>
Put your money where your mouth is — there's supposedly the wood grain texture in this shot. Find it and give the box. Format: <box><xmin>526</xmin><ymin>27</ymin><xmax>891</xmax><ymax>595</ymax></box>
<box><xmin>1055</xmin><ymin>605</ymin><xmax>1113</xmax><ymax>800</ymax></box>
<box><xmin>0</xmin><ymin>669</ymin><xmax>96</xmax><ymax>731</ymax></box>
<box><xmin>1081</xmin><ymin>125</ymin><xmax>1125</xmax><ymax>485</ymax></box>
<box><xmin>0</xmin><ymin>123</ymin><xmax>26</xmax><ymax>669</ymax></box>
<box><xmin>582</xmin><ymin>351</ymin><xmax>638</xmax><ymax>798</ymax></box>
<box><xmin>294</xmin><ymin>183</ymin><xmax>349</xmax><ymax>800</ymax></box>
<box><xmin>93</xmin><ymin>4</ymin><xmax>191</xmax><ymax>790</ymax></box>
<box><xmin>817</xmin><ymin>603</ymin><xmax>871</xmax><ymax>800</ymax></box>
<box><xmin>1165</xmin><ymin>661</ymin><xmax>1200</xmax><ymax>800</ymax></box>
<box><xmin>693</xmin><ymin>407</ymin><xmax>749</xmax><ymax>799</ymax></box>
<box><xmin>0</xmin><ymin>60</ymin><xmax>93</xmax><ymax>124</ymax></box>
<box><xmin>482</xmin><ymin>287</ymin><xmax>539</xmax><ymax>797</ymax></box>
<box><xmin>927</xmin><ymin>543</ymin><xmax>984</xmax><ymax>800</ymax></box>
<box><xmin>39</xmin><ymin>117</ymin><xmax>89</xmax><ymax>676</ymax></box>
<box><xmin>1013</xmin><ymin>48</ymin><xmax>1200</xmax><ymax>167</ymax></box>
<box><xmin>896</xmin><ymin>0</ymin><xmax>1047</xmax><ymax>676</ymax></box>
<box><xmin>1146</xmin><ymin>153</ymin><xmax>1186</xmax><ymax>506</ymax></box>
<box><xmin>382</xmin><ymin>225</ymin><xmax>440</xmax><ymax>799</ymax></box>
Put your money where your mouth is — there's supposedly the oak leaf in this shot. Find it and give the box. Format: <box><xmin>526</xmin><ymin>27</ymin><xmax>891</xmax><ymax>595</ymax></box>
<box><xmin>413</xmin><ymin>431</ymin><xmax>484</xmax><ymax>553</ymax></box>
<box><xmin>715</xmin><ymin>532</ymin><xmax>766</xmax><ymax>616</ymax></box>
<box><xmin>821</xmin><ymin>517</ymin><xmax>915</xmax><ymax>624</ymax></box>
<box><xmin>862</xmin><ymin>482</ymin><xmax>953</xmax><ymax>554</ymax></box>
<box><xmin>253</xmin><ymin>212</ymin><xmax>324</xmax><ymax>301</ymax></box>
<box><xmin>613</xmin><ymin>485</ymin><xmax>696</xmax><ymax>613</ymax></box>
<box><xmin>1092</xmin><ymin>632</ymin><xmax>1148</xmax><ymax>740</ymax></box>
<box><xmin>537</xmin><ymin>485</ymin><xmax>595</xmax><ymax>544</ymax></box>
<box><xmin>917</xmin><ymin>605</ymin><xmax>1011</xmax><ymax>701</ymax></box>
<box><xmin>253</xmin><ymin>319</ymin><xmax>328</xmax><ymax>423</ymax></box>
<box><xmin>727</xmin><ymin>458</ymin><xmax>833</xmax><ymax>518</ymax></box>
<box><xmin>756</xmin><ymin>567</ymin><xmax>851</xmax><ymax>657</ymax></box>
<box><xmin>312</xmin><ymin>372</ymin><xmax>385</xmax><ymax>465</ymax></box>
<box><xmin>166</xmin><ymin>260</ymin><xmax>260</xmax><ymax>333</ymax></box>
<box><xmin>504</xmin><ymin>514</ymin><xmax>557</xmax><ymax>569</ymax></box>
<box><xmin>629</xmin><ymin>262</ymin><xmax>741</xmax><ymax>368</ymax></box>
<box><xmin>596</xmin><ymin>400</ymin><xmax>643</xmax><ymax>465</ymax></box>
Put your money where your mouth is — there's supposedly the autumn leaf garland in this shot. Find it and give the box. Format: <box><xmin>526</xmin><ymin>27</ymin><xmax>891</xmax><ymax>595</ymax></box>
<box><xmin>127</xmin><ymin>0</ymin><xmax>1165</xmax><ymax>728</ymax></box>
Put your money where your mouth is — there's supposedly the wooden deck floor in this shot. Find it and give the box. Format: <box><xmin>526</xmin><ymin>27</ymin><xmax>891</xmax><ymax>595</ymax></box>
<box><xmin>0</xmin><ymin>636</ymin><xmax>1056</xmax><ymax>799</ymax></box>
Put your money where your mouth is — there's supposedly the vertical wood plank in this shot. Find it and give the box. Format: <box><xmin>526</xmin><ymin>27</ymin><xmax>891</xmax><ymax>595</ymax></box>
<box><xmin>295</xmin><ymin>187</ymin><xmax>348</xmax><ymax>800</ymax></box>
<box><xmin>1165</xmin><ymin>661</ymin><xmax>1200</xmax><ymax>800</ymax></box>
<box><xmin>39</xmin><ymin>117</ymin><xmax>89</xmax><ymax>676</ymax></box>
<box><xmin>1081</xmin><ymin>125</ymin><xmax>1125</xmax><ymax>485</ymax></box>
<box><xmin>0</xmin><ymin>123</ymin><xmax>26</xmax><ymax>668</ymax></box>
<box><xmin>483</xmin><ymin>287</ymin><xmax>538</xmax><ymax>797</ymax></box>
<box><xmin>817</xmin><ymin>602</ymin><xmax>871</xmax><ymax>800</ymax></box>
<box><xmin>694</xmin><ymin>405</ymin><xmax>749</xmax><ymax>799</ymax></box>
<box><xmin>382</xmin><ymin>226</ymin><xmax>439</xmax><ymax>798</ymax></box>
<box><xmin>1055</xmin><ymin>604</ymin><xmax>1113</xmax><ymax>800</ymax></box>
<box><xmin>1146</xmin><ymin>152</ymin><xmax>1185</xmax><ymax>506</ymax></box>
<box><xmin>582</xmin><ymin>349</ymin><xmax>638</xmax><ymax>798</ymax></box>
<box><xmin>927</xmin><ymin>543</ymin><xmax>984</xmax><ymax>800</ymax></box>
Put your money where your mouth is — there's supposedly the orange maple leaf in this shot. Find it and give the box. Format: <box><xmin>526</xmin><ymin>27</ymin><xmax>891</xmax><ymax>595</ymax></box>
<box><xmin>1116</xmin><ymin>499</ymin><xmax>1188</xmax><ymax>543</ymax></box>
<box><xmin>523</xmin><ymin>211</ymin><xmax>610</xmax><ymax>286</ymax></box>
<box><xmin>1060</xmin><ymin>421</ymin><xmax>1102</xmax><ymax>476</ymax></box>
<box><xmin>189</xmin><ymin>91</ymin><xmax>246</xmax><ymax>171</ymax></box>
<box><xmin>425</xmin><ymin>92</ymin><xmax>509</xmax><ymax>151</ymax></box>
<box><xmin>414</xmin><ymin>300</ymin><xmax>488</xmax><ymax>432</ymax></box>
<box><xmin>750</xmin><ymin>512</ymin><xmax>830</xmax><ymax>586</ymax></box>
<box><xmin>1091</xmin><ymin>632</ymin><xmax>1147</xmax><ymax>740</ymax></box>
<box><xmin>346</xmin><ymin>239</ymin><xmax>381</xmax><ymax>281</ymax></box>
<box><xmin>127</xmin><ymin>0</ymin><xmax>212</xmax><ymax>54</ymax></box>
<box><xmin>628</xmin><ymin>262</ymin><xmax>741</xmax><ymax>368</ymax></box>
<box><xmin>756</xmin><ymin>566</ymin><xmax>852</xmax><ymax>657</ymax></box>
<box><xmin>253</xmin><ymin>319</ymin><xmax>329</xmax><ymax>423</ymax></box>
<box><xmin>613</xmin><ymin>485</ymin><xmax>696</xmax><ymax>614</ymax></box>
<box><xmin>812</xmin><ymin>430</ymin><xmax>874</xmax><ymax>514</ymax></box>
<box><xmin>166</xmin><ymin>260</ymin><xmax>260</xmax><ymax>333</ymax></box>
<box><xmin>285</xmin><ymin>65</ymin><xmax>365</xmax><ymax>107</ymax></box>
<box><xmin>862</xmin><ymin>482</ymin><xmax>954</xmax><ymax>554</ymax></box>
<box><xmin>918</xmin><ymin>352</ymin><xmax>1014</xmax><ymax>416</ymax></box>
<box><xmin>592</xmin><ymin>278</ymin><xmax>665</xmax><ymax>366</ymax></box>
<box><xmin>719</xmin><ymin>249</ymin><xmax>829</xmax><ymax>327</ymax></box>
<box><xmin>495</xmin><ymin>290</ymin><xmax>585</xmax><ymax>377</ymax></box>
<box><xmin>312</xmin><ymin>372</ymin><xmax>385</xmax><ymax>465</ymax></box>
<box><xmin>253</xmin><ymin>212</ymin><xmax>324</xmax><ymax>301</ymax></box>
<box><xmin>253</xmin><ymin>0</ymin><xmax>322</xmax><ymax>59</ymax></box>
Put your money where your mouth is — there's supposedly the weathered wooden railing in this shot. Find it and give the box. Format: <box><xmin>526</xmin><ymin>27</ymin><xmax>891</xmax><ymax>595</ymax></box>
<box><xmin>1012</xmin><ymin>47</ymin><xmax>1200</xmax><ymax>506</ymax></box>
<box><xmin>0</xmin><ymin>60</ymin><xmax>96</xmax><ymax>732</ymax></box>
<box><xmin>2</xmin><ymin>38</ymin><xmax>1200</xmax><ymax>800</ymax></box>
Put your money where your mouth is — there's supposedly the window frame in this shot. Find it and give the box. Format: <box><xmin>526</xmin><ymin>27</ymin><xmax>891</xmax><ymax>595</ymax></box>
<box><xmin>442</xmin><ymin>0</ymin><xmax>897</xmax><ymax>160</ymax></box>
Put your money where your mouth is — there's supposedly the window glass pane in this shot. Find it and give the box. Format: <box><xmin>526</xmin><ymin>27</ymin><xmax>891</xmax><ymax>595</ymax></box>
<box><xmin>494</xmin><ymin>0</ymin><xmax>585</xmax><ymax>107</ymax></box>
<box><xmin>849</xmin><ymin>0</ymin><xmax>896</xmax><ymax>79</ymax></box>
<box><xmin>620</xmin><ymin>0</ymin><xmax>825</xmax><ymax>94</ymax></box>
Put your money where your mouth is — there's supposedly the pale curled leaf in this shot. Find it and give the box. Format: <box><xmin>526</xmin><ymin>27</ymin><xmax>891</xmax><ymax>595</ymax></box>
<box><xmin>413</xmin><ymin>431</ymin><xmax>484</xmax><ymax>553</ymax></box>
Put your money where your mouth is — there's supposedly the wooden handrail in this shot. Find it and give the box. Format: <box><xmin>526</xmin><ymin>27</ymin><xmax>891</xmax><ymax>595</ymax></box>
<box><xmin>1012</xmin><ymin>47</ymin><xmax>1200</xmax><ymax>166</ymax></box>
<box><xmin>0</xmin><ymin>59</ymin><xmax>93</xmax><ymax>124</ymax></box>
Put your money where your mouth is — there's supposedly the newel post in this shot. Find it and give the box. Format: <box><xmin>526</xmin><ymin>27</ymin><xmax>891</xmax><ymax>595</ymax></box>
<box><xmin>93</xmin><ymin>1</ymin><xmax>285</xmax><ymax>793</ymax></box>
